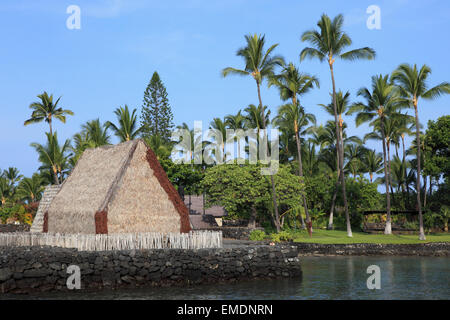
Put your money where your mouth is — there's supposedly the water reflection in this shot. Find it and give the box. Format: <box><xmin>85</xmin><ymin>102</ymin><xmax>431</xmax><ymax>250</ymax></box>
<box><xmin>3</xmin><ymin>256</ymin><xmax>449</xmax><ymax>300</ymax></box>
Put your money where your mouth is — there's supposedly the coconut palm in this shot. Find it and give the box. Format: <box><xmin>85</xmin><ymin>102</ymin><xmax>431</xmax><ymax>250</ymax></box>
<box><xmin>319</xmin><ymin>91</ymin><xmax>352</xmax><ymax>229</ymax></box>
<box><xmin>300</xmin><ymin>13</ymin><xmax>376</xmax><ymax>237</ymax></box>
<box><xmin>2</xmin><ymin>167</ymin><xmax>23</xmax><ymax>188</ymax></box>
<box><xmin>31</xmin><ymin>132</ymin><xmax>71</xmax><ymax>185</ymax></box>
<box><xmin>225</xmin><ymin>111</ymin><xmax>247</xmax><ymax>160</ymax></box>
<box><xmin>106</xmin><ymin>105</ymin><xmax>143</xmax><ymax>142</ymax></box>
<box><xmin>24</xmin><ymin>91</ymin><xmax>74</xmax><ymax>135</ymax></box>
<box><xmin>81</xmin><ymin>119</ymin><xmax>111</xmax><ymax>147</ymax></box>
<box><xmin>16</xmin><ymin>174</ymin><xmax>45</xmax><ymax>203</ymax></box>
<box><xmin>222</xmin><ymin>34</ymin><xmax>285</xmax><ymax>231</ymax></box>
<box><xmin>209</xmin><ymin>118</ymin><xmax>227</xmax><ymax>162</ymax></box>
<box><xmin>268</xmin><ymin>62</ymin><xmax>319</xmax><ymax>105</ymax></box>
<box><xmin>349</xmin><ymin>74</ymin><xmax>403</xmax><ymax>234</ymax></box>
<box><xmin>0</xmin><ymin>177</ymin><xmax>12</xmax><ymax>205</ymax></box>
<box><xmin>273</xmin><ymin>103</ymin><xmax>316</xmax><ymax>230</ymax></box>
<box><xmin>144</xmin><ymin>134</ymin><xmax>172</xmax><ymax>160</ymax></box>
<box><xmin>391</xmin><ymin>63</ymin><xmax>450</xmax><ymax>240</ymax></box>
<box><xmin>364</xmin><ymin>150</ymin><xmax>383</xmax><ymax>183</ymax></box>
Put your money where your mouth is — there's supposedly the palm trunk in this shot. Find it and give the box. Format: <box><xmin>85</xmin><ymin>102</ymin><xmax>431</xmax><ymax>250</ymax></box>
<box><xmin>380</xmin><ymin>118</ymin><xmax>392</xmax><ymax>235</ymax></box>
<box><xmin>329</xmin><ymin>63</ymin><xmax>352</xmax><ymax>237</ymax></box>
<box><xmin>49</xmin><ymin>117</ymin><xmax>53</xmax><ymax>136</ymax></box>
<box><xmin>387</xmin><ymin>141</ymin><xmax>396</xmax><ymax>207</ymax></box>
<box><xmin>414</xmin><ymin>102</ymin><xmax>425</xmax><ymax>240</ymax></box>
<box><xmin>328</xmin><ymin>173</ymin><xmax>339</xmax><ymax>230</ymax></box>
<box><xmin>257</xmin><ymin>80</ymin><xmax>280</xmax><ymax>232</ymax></box>
<box><xmin>423</xmin><ymin>175</ymin><xmax>427</xmax><ymax>208</ymax></box>
<box><xmin>295</xmin><ymin>125</ymin><xmax>312</xmax><ymax>235</ymax></box>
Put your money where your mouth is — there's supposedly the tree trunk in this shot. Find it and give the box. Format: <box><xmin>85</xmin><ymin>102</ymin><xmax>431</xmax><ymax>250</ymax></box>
<box><xmin>414</xmin><ymin>101</ymin><xmax>425</xmax><ymax>240</ymax></box>
<box><xmin>329</xmin><ymin>63</ymin><xmax>352</xmax><ymax>237</ymax></box>
<box><xmin>256</xmin><ymin>80</ymin><xmax>280</xmax><ymax>232</ymax></box>
<box><xmin>380</xmin><ymin>118</ymin><xmax>392</xmax><ymax>235</ymax></box>
<box><xmin>423</xmin><ymin>175</ymin><xmax>427</xmax><ymax>208</ymax></box>
<box><xmin>328</xmin><ymin>174</ymin><xmax>339</xmax><ymax>230</ymax></box>
<box><xmin>248</xmin><ymin>205</ymin><xmax>257</xmax><ymax>229</ymax></box>
<box><xmin>387</xmin><ymin>142</ymin><xmax>396</xmax><ymax>208</ymax></box>
<box><xmin>295</xmin><ymin>128</ymin><xmax>312</xmax><ymax>235</ymax></box>
<box><xmin>49</xmin><ymin>117</ymin><xmax>53</xmax><ymax>136</ymax></box>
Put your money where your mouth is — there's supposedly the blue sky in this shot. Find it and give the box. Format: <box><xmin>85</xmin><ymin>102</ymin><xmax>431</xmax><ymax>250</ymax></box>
<box><xmin>0</xmin><ymin>0</ymin><xmax>449</xmax><ymax>178</ymax></box>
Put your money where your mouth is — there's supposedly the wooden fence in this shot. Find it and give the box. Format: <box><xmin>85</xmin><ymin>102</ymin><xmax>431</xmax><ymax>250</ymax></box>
<box><xmin>0</xmin><ymin>231</ymin><xmax>222</xmax><ymax>251</ymax></box>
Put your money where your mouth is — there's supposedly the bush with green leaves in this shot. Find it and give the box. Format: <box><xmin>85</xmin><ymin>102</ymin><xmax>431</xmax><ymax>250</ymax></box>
<box><xmin>249</xmin><ymin>229</ymin><xmax>266</xmax><ymax>241</ymax></box>
<box><xmin>270</xmin><ymin>230</ymin><xmax>294</xmax><ymax>243</ymax></box>
<box><xmin>202</xmin><ymin>163</ymin><xmax>304</xmax><ymax>227</ymax></box>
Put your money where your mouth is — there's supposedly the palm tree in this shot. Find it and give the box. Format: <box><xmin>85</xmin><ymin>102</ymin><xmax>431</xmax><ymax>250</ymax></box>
<box><xmin>106</xmin><ymin>105</ymin><xmax>143</xmax><ymax>142</ymax></box>
<box><xmin>344</xmin><ymin>143</ymin><xmax>368</xmax><ymax>178</ymax></box>
<box><xmin>31</xmin><ymin>132</ymin><xmax>71</xmax><ymax>185</ymax></box>
<box><xmin>391</xmin><ymin>63</ymin><xmax>450</xmax><ymax>240</ymax></box>
<box><xmin>268</xmin><ymin>62</ymin><xmax>319</xmax><ymax>105</ymax></box>
<box><xmin>273</xmin><ymin>103</ymin><xmax>316</xmax><ymax>231</ymax></box>
<box><xmin>2</xmin><ymin>167</ymin><xmax>23</xmax><ymax>188</ymax></box>
<box><xmin>349</xmin><ymin>74</ymin><xmax>402</xmax><ymax>235</ymax></box>
<box><xmin>144</xmin><ymin>135</ymin><xmax>172</xmax><ymax>160</ymax></box>
<box><xmin>0</xmin><ymin>177</ymin><xmax>12</xmax><ymax>205</ymax></box>
<box><xmin>82</xmin><ymin>119</ymin><xmax>111</xmax><ymax>147</ymax></box>
<box><xmin>364</xmin><ymin>150</ymin><xmax>383</xmax><ymax>183</ymax></box>
<box><xmin>319</xmin><ymin>91</ymin><xmax>352</xmax><ymax>230</ymax></box>
<box><xmin>71</xmin><ymin>119</ymin><xmax>112</xmax><ymax>167</ymax></box>
<box><xmin>209</xmin><ymin>117</ymin><xmax>227</xmax><ymax>162</ymax></box>
<box><xmin>24</xmin><ymin>91</ymin><xmax>74</xmax><ymax>135</ymax></box>
<box><xmin>222</xmin><ymin>34</ymin><xmax>284</xmax><ymax>231</ymax></box>
<box><xmin>16</xmin><ymin>174</ymin><xmax>45</xmax><ymax>203</ymax></box>
<box><xmin>300</xmin><ymin>14</ymin><xmax>376</xmax><ymax>237</ymax></box>
<box><xmin>225</xmin><ymin>111</ymin><xmax>247</xmax><ymax>160</ymax></box>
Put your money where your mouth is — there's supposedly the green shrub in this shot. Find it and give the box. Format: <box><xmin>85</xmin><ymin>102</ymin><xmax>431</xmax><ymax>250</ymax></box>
<box><xmin>270</xmin><ymin>231</ymin><xmax>294</xmax><ymax>243</ymax></box>
<box><xmin>249</xmin><ymin>229</ymin><xmax>266</xmax><ymax>241</ymax></box>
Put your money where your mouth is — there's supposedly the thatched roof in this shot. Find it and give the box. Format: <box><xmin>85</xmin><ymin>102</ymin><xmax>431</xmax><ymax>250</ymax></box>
<box><xmin>45</xmin><ymin>139</ymin><xmax>190</xmax><ymax>235</ymax></box>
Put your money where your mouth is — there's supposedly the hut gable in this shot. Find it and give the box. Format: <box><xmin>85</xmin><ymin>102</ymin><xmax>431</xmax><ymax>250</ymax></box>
<box><xmin>46</xmin><ymin>139</ymin><xmax>190</xmax><ymax>234</ymax></box>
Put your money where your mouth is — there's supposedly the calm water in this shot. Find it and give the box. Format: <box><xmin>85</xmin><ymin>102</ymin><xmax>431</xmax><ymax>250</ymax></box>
<box><xmin>4</xmin><ymin>256</ymin><xmax>450</xmax><ymax>300</ymax></box>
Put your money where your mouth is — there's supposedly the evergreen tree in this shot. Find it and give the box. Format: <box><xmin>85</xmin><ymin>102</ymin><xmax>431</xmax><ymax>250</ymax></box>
<box><xmin>140</xmin><ymin>72</ymin><xmax>174</xmax><ymax>142</ymax></box>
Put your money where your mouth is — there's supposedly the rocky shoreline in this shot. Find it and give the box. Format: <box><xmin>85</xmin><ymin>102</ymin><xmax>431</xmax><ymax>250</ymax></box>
<box><xmin>0</xmin><ymin>245</ymin><xmax>301</xmax><ymax>294</ymax></box>
<box><xmin>223</xmin><ymin>240</ymin><xmax>450</xmax><ymax>256</ymax></box>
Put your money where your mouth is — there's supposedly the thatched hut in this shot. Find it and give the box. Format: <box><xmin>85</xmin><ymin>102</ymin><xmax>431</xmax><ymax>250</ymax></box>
<box><xmin>44</xmin><ymin>139</ymin><xmax>191</xmax><ymax>234</ymax></box>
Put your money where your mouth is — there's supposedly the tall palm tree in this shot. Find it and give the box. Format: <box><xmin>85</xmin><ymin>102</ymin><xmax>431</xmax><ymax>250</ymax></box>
<box><xmin>31</xmin><ymin>132</ymin><xmax>71</xmax><ymax>185</ymax></box>
<box><xmin>24</xmin><ymin>92</ymin><xmax>74</xmax><ymax>135</ymax></box>
<box><xmin>391</xmin><ymin>63</ymin><xmax>450</xmax><ymax>240</ymax></box>
<box><xmin>225</xmin><ymin>111</ymin><xmax>247</xmax><ymax>160</ymax></box>
<box><xmin>349</xmin><ymin>74</ymin><xmax>402</xmax><ymax>235</ymax></box>
<box><xmin>319</xmin><ymin>91</ymin><xmax>352</xmax><ymax>230</ymax></box>
<box><xmin>16</xmin><ymin>174</ymin><xmax>45</xmax><ymax>203</ymax></box>
<box><xmin>300</xmin><ymin>14</ymin><xmax>376</xmax><ymax>237</ymax></box>
<box><xmin>364</xmin><ymin>149</ymin><xmax>383</xmax><ymax>183</ymax></box>
<box><xmin>106</xmin><ymin>105</ymin><xmax>143</xmax><ymax>142</ymax></box>
<box><xmin>273</xmin><ymin>103</ymin><xmax>316</xmax><ymax>231</ymax></box>
<box><xmin>222</xmin><ymin>34</ymin><xmax>284</xmax><ymax>232</ymax></box>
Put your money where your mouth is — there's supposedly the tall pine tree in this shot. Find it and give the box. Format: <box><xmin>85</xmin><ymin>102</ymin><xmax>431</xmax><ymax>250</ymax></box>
<box><xmin>140</xmin><ymin>72</ymin><xmax>174</xmax><ymax>142</ymax></box>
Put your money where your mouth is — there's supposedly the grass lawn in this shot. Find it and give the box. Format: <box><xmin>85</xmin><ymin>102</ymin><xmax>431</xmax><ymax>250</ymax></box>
<box><xmin>290</xmin><ymin>229</ymin><xmax>450</xmax><ymax>244</ymax></box>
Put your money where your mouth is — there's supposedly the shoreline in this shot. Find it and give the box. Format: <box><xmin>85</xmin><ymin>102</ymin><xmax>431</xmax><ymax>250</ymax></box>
<box><xmin>223</xmin><ymin>240</ymin><xmax>450</xmax><ymax>256</ymax></box>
